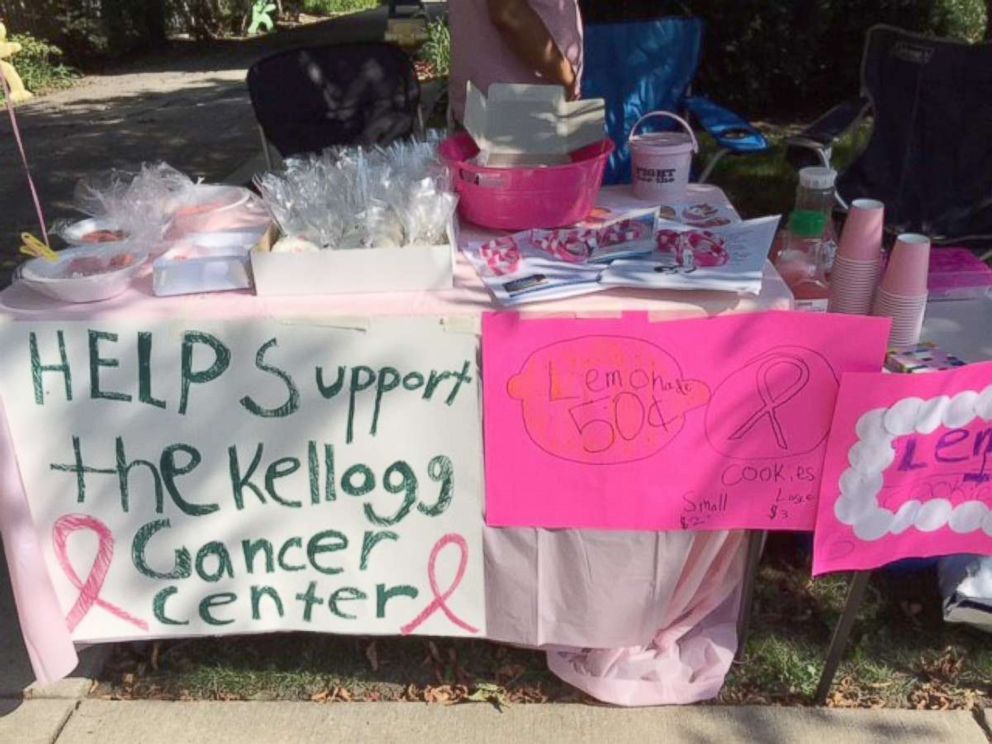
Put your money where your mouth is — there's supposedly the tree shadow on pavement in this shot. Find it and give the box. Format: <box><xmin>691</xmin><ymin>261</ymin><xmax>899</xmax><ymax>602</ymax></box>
<box><xmin>0</xmin><ymin>7</ymin><xmax>436</xmax><ymax>288</ymax></box>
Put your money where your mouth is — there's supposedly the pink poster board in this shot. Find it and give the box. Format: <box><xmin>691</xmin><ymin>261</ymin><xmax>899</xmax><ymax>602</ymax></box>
<box><xmin>813</xmin><ymin>362</ymin><xmax>992</xmax><ymax>575</ymax></box>
<box><xmin>482</xmin><ymin>311</ymin><xmax>890</xmax><ymax>532</ymax></box>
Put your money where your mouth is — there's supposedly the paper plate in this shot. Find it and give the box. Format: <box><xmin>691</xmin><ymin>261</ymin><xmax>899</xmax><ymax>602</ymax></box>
<box><xmin>18</xmin><ymin>244</ymin><xmax>149</xmax><ymax>303</ymax></box>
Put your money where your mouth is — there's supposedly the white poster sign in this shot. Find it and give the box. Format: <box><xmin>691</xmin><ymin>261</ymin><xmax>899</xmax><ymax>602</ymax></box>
<box><xmin>0</xmin><ymin>317</ymin><xmax>485</xmax><ymax>642</ymax></box>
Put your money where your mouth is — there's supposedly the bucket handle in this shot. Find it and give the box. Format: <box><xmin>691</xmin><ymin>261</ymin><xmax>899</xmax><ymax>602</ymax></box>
<box><xmin>628</xmin><ymin>111</ymin><xmax>698</xmax><ymax>153</ymax></box>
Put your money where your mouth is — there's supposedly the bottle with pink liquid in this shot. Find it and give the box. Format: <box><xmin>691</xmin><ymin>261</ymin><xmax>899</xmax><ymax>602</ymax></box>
<box><xmin>772</xmin><ymin>167</ymin><xmax>839</xmax><ymax>311</ymax></box>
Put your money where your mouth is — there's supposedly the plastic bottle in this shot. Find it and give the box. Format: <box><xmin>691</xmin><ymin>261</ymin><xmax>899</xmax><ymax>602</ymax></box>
<box><xmin>773</xmin><ymin>166</ymin><xmax>839</xmax><ymax>311</ymax></box>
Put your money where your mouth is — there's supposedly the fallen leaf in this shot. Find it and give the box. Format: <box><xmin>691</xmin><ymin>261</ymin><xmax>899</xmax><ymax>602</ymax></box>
<box><xmin>467</xmin><ymin>682</ymin><xmax>511</xmax><ymax>710</ymax></box>
<box><xmin>425</xmin><ymin>685</ymin><xmax>452</xmax><ymax>704</ymax></box>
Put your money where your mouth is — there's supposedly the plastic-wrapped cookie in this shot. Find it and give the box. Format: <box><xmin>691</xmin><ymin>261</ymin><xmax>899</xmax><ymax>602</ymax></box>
<box><xmin>271</xmin><ymin>235</ymin><xmax>320</xmax><ymax>254</ymax></box>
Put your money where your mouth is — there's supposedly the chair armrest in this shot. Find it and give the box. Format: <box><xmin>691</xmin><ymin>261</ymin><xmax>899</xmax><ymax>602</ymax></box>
<box><xmin>685</xmin><ymin>96</ymin><xmax>769</xmax><ymax>153</ymax></box>
<box><xmin>788</xmin><ymin>96</ymin><xmax>871</xmax><ymax>147</ymax></box>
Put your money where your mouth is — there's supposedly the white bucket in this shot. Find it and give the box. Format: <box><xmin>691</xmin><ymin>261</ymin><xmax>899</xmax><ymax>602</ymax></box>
<box><xmin>629</xmin><ymin>111</ymin><xmax>698</xmax><ymax>203</ymax></box>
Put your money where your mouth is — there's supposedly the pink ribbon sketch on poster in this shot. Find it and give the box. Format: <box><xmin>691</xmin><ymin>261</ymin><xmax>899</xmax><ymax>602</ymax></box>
<box><xmin>483</xmin><ymin>311</ymin><xmax>891</xmax><ymax>532</ymax></box>
<box><xmin>813</xmin><ymin>362</ymin><xmax>992</xmax><ymax>575</ymax></box>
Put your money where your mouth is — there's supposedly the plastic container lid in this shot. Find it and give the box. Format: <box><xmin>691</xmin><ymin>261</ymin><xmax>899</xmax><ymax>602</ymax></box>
<box><xmin>799</xmin><ymin>166</ymin><xmax>838</xmax><ymax>190</ymax></box>
<box><xmin>630</xmin><ymin>131</ymin><xmax>695</xmax><ymax>155</ymax></box>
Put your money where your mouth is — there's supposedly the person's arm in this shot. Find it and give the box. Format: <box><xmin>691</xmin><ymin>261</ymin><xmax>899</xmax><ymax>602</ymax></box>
<box><xmin>486</xmin><ymin>0</ymin><xmax>578</xmax><ymax>99</ymax></box>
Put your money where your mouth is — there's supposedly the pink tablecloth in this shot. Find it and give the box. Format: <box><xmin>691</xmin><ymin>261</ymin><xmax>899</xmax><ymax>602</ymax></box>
<box><xmin>0</xmin><ymin>185</ymin><xmax>789</xmax><ymax>704</ymax></box>
<box><xmin>485</xmin><ymin>528</ymin><xmax>746</xmax><ymax>705</ymax></box>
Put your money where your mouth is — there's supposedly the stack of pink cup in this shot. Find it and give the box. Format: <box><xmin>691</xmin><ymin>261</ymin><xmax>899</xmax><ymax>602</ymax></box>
<box><xmin>828</xmin><ymin>199</ymin><xmax>884</xmax><ymax>314</ymax></box>
<box><xmin>872</xmin><ymin>233</ymin><xmax>931</xmax><ymax>346</ymax></box>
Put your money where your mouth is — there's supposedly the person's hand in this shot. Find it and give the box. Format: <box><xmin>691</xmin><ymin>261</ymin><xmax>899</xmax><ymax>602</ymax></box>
<box><xmin>562</xmin><ymin>61</ymin><xmax>579</xmax><ymax>101</ymax></box>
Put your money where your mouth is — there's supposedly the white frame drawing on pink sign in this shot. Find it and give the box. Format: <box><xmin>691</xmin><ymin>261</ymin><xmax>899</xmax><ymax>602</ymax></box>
<box><xmin>835</xmin><ymin>386</ymin><xmax>992</xmax><ymax>541</ymax></box>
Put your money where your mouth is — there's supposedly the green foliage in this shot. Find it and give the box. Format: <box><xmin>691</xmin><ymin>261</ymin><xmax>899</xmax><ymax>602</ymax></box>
<box><xmin>300</xmin><ymin>0</ymin><xmax>379</xmax><ymax>15</ymax></box>
<box><xmin>1</xmin><ymin>33</ymin><xmax>78</xmax><ymax>100</ymax></box>
<box><xmin>419</xmin><ymin>19</ymin><xmax>450</xmax><ymax>78</ymax></box>
<box><xmin>683</xmin><ymin>0</ymin><xmax>989</xmax><ymax>116</ymax></box>
<box><xmin>165</xmin><ymin>1</ymin><xmax>256</xmax><ymax>41</ymax></box>
<box><xmin>700</xmin><ymin>119</ymin><xmax>873</xmax><ymax>219</ymax></box>
<box><xmin>0</xmin><ymin>0</ymin><xmax>389</xmax><ymax>61</ymax></box>
<box><xmin>931</xmin><ymin>0</ymin><xmax>989</xmax><ymax>40</ymax></box>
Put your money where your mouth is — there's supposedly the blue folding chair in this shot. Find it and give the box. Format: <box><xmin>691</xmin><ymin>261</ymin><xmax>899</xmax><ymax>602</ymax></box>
<box><xmin>583</xmin><ymin>17</ymin><xmax>769</xmax><ymax>186</ymax></box>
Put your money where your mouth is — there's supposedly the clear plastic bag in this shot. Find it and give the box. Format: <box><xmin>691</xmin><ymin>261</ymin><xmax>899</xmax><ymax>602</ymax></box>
<box><xmin>254</xmin><ymin>139</ymin><xmax>458</xmax><ymax>250</ymax></box>
<box><xmin>57</xmin><ymin>163</ymin><xmax>196</xmax><ymax>245</ymax></box>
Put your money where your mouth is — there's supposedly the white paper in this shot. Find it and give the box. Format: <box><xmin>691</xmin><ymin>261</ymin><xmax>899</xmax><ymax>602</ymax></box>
<box><xmin>462</xmin><ymin>207</ymin><xmax>658</xmax><ymax>306</ymax></box>
<box><xmin>463</xmin><ymin>208</ymin><xmax>780</xmax><ymax>306</ymax></box>
<box><xmin>0</xmin><ymin>318</ymin><xmax>485</xmax><ymax>642</ymax></box>
<box><xmin>464</xmin><ymin>82</ymin><xmax>606</xmax><ymax>158</ymax></box>
<box><xmin>599</xmin><ymin>216</ymin><xmax>781</xmax><ymax>295</ymax></box>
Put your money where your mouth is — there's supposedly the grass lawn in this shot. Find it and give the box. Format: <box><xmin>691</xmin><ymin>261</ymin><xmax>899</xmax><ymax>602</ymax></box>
<box><xmin>724</xmin><ymin>540</ymin><xmax>992</xmax><ymax>710</ymax></box>
<box><xmin>698</xmin><ymin>119</ymin><xmax>872</xmax><ymax>220</ymax></box>
<box><xmin>93</xmin><ymin>540</ymin><xmax>992</xmax><ymax>710</ymax></box>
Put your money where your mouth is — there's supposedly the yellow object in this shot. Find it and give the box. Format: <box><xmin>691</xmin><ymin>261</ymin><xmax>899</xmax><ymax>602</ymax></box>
<box><xmin>19</xmin><ymin>233</ymin><xmax>57</xmax><ymax>262</ymax></box>
<box><xmin>0</xmin><ymin>22</ymin><xmax>34</xmax><ymax>104</ymax></box>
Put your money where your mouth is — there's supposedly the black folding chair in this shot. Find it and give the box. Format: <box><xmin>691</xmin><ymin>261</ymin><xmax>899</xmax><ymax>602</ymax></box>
<box><xmin>246</xmin><ymin>42</ymin><xmax>422</xmax><ymax>165</ymax></box>
<box><xmin>787</xmin><ymin>25</ymin><xmax>992</xmax><ymax>248</ymax></box>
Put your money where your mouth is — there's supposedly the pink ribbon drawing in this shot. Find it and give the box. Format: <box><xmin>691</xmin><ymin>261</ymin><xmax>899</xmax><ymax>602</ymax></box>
<box><xmin>52</xmin><ymin>514</ymin><xmax>149</xmax><ymax>632</ymax></box>
<box><xmin>401</xmin><ymin>533</ymin><xmax>478</xmax><ymax>635</ymax></box>
<box><xmin>729</xmin><ymin>354</ymin><xmax>810</xmax><ymax>450</ymax></box>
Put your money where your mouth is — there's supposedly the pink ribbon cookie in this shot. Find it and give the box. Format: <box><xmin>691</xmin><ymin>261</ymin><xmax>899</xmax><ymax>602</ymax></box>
<box><xmin>656</xmin><ymin>228</ymin><xmax>730</xmax><ymax>268</ymax></box>
<box><xmin>479</xmin><ymin>236</ymin><xmax>521</xmax><ymax>276</ymax></box>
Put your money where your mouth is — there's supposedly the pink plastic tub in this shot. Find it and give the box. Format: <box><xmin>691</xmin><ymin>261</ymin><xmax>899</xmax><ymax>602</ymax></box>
<box><xmin>439</xmin><ymin>132</ymin><xmax>615</xmax><ymax>230</ymax></box>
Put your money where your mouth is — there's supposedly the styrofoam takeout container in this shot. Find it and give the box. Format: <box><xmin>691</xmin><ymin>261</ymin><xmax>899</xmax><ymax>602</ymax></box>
<box><xmin>153</xmin><ymin>230</ymin><xmax>265</xmax><ymax>296</ymax></box>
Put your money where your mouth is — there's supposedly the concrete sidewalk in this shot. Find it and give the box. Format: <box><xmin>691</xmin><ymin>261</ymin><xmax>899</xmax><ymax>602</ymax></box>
<box><xmin>0</xmin><ymin>701</ymin><xmax>988</xmax><ymax>744</ymax></box>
